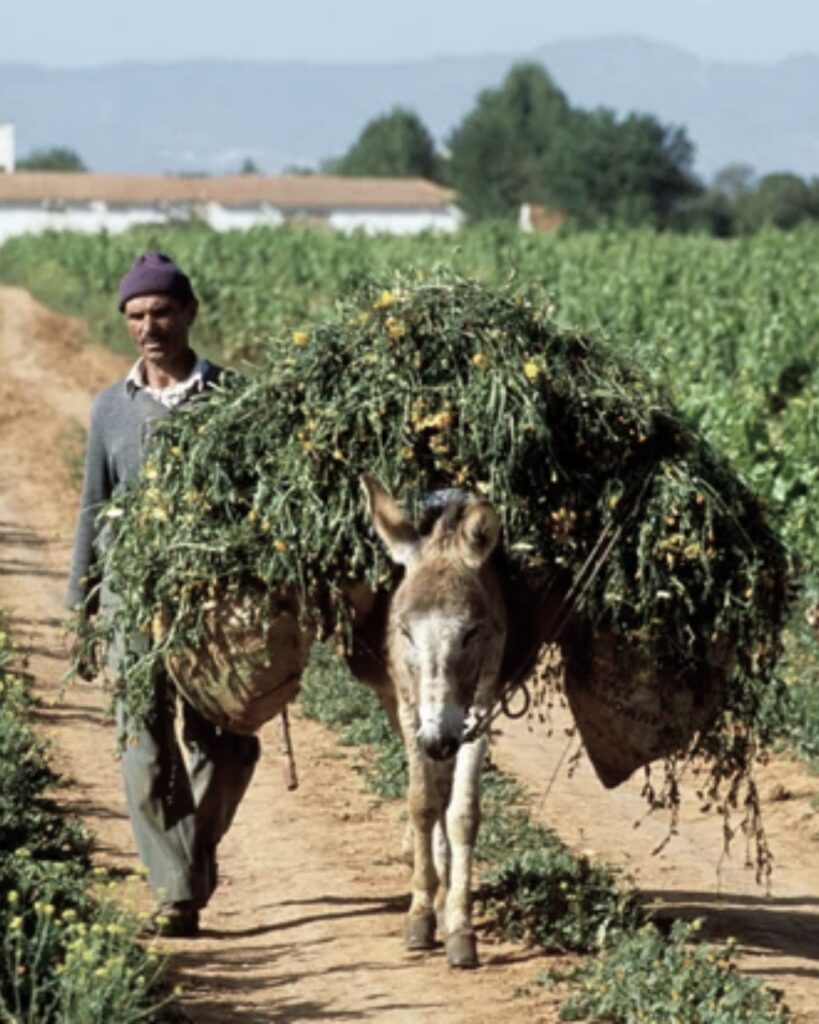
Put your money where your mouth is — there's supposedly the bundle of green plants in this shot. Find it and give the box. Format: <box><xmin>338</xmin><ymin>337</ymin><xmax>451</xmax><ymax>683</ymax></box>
<box><xmin>553</xmin><ymin>918</ymin><xmax>789</xmax><ymax>1023</ymax></box>
<box><xmin>74</xmin><ymin>275</ymin><xmax>791</xmax><ymax>827</ymax></box>
<box><xmin>0</xmin><ymin>616</ymin><xmax>173</xmax><ymax>1023</ymax></box>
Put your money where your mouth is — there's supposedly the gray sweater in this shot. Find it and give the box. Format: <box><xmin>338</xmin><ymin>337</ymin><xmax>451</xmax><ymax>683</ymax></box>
<box><xmin>65</xmin><ymin>362</ymin><xmax>222</xmax><ymax>611</ymax></box>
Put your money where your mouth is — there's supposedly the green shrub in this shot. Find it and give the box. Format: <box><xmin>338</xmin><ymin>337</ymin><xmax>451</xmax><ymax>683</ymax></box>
<box><xmin>477</xmin><ymin>768</ymin><xmax>639</xmax><ymax>951</ymax></box>
<box><xmin>0</xmin><ymin>615</ymin><xmax>173</xmax><ymax>1022</ymax></box>
<box><xmin>555</xmin><ymin>919</ymin><xmax>789</xmax><ymax>1023</ymax></box>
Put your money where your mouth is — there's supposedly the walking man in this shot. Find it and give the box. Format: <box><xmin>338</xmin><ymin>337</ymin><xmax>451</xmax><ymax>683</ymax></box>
<box><xmin>66</xmin><ymin>251</ymin><xmax>259</xmax><ymax>937</ymax></box>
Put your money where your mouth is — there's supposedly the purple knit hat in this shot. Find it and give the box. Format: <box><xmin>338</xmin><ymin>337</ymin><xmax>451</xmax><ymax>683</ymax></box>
<box><xmin>118</xmin><ymin>251</ymin><xmax>196</xmax><ymax>311</ymax></box>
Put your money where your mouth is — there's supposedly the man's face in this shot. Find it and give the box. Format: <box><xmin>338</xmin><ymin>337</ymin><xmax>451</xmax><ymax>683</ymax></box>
<box><xmin>123</xmin><ymin>293</ymin><xmax>197</xmax><ymax>368</ymax></box>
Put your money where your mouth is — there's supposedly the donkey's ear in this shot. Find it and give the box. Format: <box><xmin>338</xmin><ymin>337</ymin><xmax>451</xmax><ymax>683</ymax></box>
<box><xmin>456</xmin><ymin>501</ymin><xmax>501</xmax><ymax>569</ymax></box>
<box><xmin>360</xmin><ymin>474</ymin><xmax>421</xmax><ymax>567</ymax></box>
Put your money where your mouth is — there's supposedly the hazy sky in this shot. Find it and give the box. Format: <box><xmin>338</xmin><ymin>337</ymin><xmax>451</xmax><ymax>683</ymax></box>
<box><xmin>3</xmin><ymin>1</ymin><xmax>819</xmax><ymax>67</ymax></box>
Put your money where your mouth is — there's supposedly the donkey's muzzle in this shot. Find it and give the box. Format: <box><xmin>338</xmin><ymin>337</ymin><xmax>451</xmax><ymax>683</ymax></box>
<box><xmin>417</xmin><ymin>703</ymin><xmax>464</xmax><ymax>761</ymax></box>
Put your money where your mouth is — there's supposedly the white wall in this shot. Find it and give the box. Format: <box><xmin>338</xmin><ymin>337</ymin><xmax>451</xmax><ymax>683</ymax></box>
<box><xmin>0</xmin><ymin>124</ymin><xmax>14</xmax><ymax>174</ymax></box>
<box><xmin>0</xmin><ymin>203</ymin><xmax>171</xmax><ymax>245</ymax></box>
<box><xmin>328</xmin><ymin>205</ymin><xmax>463</xmax><ymax>235</ymax></box>
<box><xmin>0</xmin><ymin>199</ymin><xmax>463</xmax><ymax>244</ymax></box>
<box><xmin>203</xmin><ymin>201</ymin><xmax>284</xmax><ymax>231</ymax></box>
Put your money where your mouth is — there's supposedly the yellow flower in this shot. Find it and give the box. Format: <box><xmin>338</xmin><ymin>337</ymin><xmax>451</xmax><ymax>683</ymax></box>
<box><xmin>170</xmin><ymin>446</ymin><xmax>182</xmax><ymax>457</ymax></box>
<box><xmin>385</xmin><ymin>316</ymin><xmax>406</xmax><ymax>340</ymax></box>
<box><xmin>292</xmin><ymin>330</ymin><xmax>309</xmax><ymax>347</ymax></box>
<box><xmin>472</xmin><ymin>352</ymin><xmax>486</xmax><ymax>368</ymax></box>
<box><xmin>416</xmin><ymin>409</ymin><xmax>453</xmax><ymax>432</ymax></box>
<box><xmin>400</xmin><ymin>446</ymin><xmax>414</xmax><ymax>461</ymax></box>
<box><xmin>7</xmin><ymin>891</ymin><xmax>18</xmax><ymax>907</ymax></box>
<box><xmin>373</xmin><ymin>289</ymin><xmax>395</xmax><ymax>310</ymax></box>
<box><xmin>523</xmin><ymin>361</ymin><xmax>539</xmax><ymax>381</ymax></box>
<box><xmin>151</xmin><ymin>506</ymin><xmax>169</xmax><ymax>522</ymax></box>
<box><xmin>273</xmin><ymin>538</ymin><xmax>287</xmax><ymax>553</ymax></box>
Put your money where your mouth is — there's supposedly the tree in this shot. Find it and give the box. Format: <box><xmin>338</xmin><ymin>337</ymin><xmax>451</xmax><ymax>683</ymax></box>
<box><xmin>238</xmin><ymin>157</ymin><xmax>260</xmax><ymax>175</ymax></box>
<box><xmin>334</xmin><ymin>107</ymin><xmax>440</xmax><ymax>180</ymax></box>
<box><xmin>16</xmin><ymin>146</ymin><xmax>86</xmax><ymax>172</ymax></box>
<box><xmin>447</xmin><ymin>63</ymin><xmax>696</xmax><ymax>227</ymax></box>
<box><xmin>735</xmin><ymin>172</ymin><xmax>816</xmax><ymax>232</ymax></box>
<box><xmin>673</xmin><ymin>189</ymin><xmax>737</xmax><ymax>237</ymax></box>
<box><xmin>543</xmin><ymin>108</ymin><xmax>699</xmax><ymax>229</ymax></box>
<box><xmin>712</xmin><ymin>163</ymin><xmax>756</xmax><ymax>200</ymax></box>
<box><xmin>447</xmin><ymin>63</ymin><xmax>571</xmax><ymax>221</ymax></box>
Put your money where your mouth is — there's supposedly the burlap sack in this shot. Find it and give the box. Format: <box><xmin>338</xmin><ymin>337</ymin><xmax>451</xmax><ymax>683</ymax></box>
<box><xmin>562</xmin><ymin>628</ymin><xmax>733</xmax><ymax>788</ymax></box>
<box><xmin>161</xmin><ymin>591</ymin><xmax>312</xmax><ymax>735</ymax></box>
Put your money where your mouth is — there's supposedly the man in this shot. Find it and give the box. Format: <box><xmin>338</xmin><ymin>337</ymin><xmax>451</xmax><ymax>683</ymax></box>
<box><xmin>65</xmin><ymin>250</ymin><xmax>260</xmax><ymax>938</ymax></box>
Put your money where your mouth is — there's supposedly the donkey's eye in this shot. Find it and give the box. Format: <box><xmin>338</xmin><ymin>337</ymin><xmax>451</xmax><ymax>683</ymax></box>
<box><xmin>400</xmin><ymin>624</ymin><xmax>415</xmax><ymax>647</ymax></box>
<box><xmin>462</xmin><ymin>625</ymin><xmax>481</xmax><ymax>649</ymax></box>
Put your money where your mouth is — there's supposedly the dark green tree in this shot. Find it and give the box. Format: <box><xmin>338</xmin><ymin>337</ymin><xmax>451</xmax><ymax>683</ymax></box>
<box><xmin>447</xmin><ymin>63</ymin><xmax>571</xmax><ymax>221</ymax></box>
<box><xmin>673</xmin><ymin>189</ymin><xmax>736</xmax><ymax>237</ymax></box>
<box><xmin>735</xmin><ymin>172</ymin><xmax>816</xmax><ymax>232</ymax></box>
<box><xmin>16</xmin><ymin>146</ymin><xmax>87</xmax><ymax>171</ymax></box>
<box><xmin>543</xmin><ymin>109</ymin><xmax>699</xmax><ymax>228</ymax></box>
<box><xmin>447</xmin><ymin>63</ymin><xmax>696</xmax><ymax>227</ymax></box>
<box><xmin>335</xmin><ymin>107</ymin><xmax>440</xmax><ymax>180</ymax></box>
<box><xmin>712</xmin><ymin>162</ymin><xmax>756</xmax><ymax>200</ymax></box>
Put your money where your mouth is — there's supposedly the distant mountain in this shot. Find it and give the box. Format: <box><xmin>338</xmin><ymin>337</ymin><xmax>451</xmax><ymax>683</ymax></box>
<box><xmin>2</xmin><ymin>36</ymin><xmax>818</xmax><ymax>180</ymax></box>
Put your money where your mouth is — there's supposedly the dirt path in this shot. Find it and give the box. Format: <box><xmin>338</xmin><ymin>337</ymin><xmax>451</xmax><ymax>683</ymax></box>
<box><xmin>0</xmin><ymin>285</ymin><xmax>817</xmax><ymax>1023</ymax></box>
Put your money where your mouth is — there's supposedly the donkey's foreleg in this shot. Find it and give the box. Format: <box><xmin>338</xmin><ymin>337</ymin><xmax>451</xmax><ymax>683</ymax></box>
<box><xmin>400</xmin><ymin>704</ymin><xmax>441</xmax><ymax>950</ymax></box>
<box><xmin>442</xmin><ymin>735</ymin><xmax>486</xmax><ymax>968</ymax></box>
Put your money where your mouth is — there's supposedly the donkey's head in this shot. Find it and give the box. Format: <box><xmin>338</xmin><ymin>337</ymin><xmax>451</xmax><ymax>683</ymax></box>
<box><xmin>361</xmin><ymin>475</ymin><xmax>507</xmax><ymax>761</ymax></box>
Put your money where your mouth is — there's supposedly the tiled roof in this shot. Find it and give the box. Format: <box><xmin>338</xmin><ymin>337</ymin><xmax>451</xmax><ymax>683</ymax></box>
<box><xmin>0</xmin><ymin>173</ymin><xmax>456</xmax><ymax>209</ymax></box>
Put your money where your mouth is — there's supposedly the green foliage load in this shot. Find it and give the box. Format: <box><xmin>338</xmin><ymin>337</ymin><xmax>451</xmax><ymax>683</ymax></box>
<box><xmin>81</xmin><ymin>276</ymin><xmax>790</xmax><ymax>790</ymax></box>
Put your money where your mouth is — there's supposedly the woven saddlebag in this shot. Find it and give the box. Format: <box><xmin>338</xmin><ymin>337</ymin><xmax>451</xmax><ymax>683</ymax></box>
<box><xmin>161</xmin><ymin>590</ymin><xmax>312</xmax><ymax>735</ymax></box>
<box><xmin>562</xmin><ymin>627</ymin><xmax>733</xmax><ymax>789</ymax></box>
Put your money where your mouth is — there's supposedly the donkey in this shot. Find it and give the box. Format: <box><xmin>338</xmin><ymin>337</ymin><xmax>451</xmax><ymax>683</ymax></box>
<box><xmin>360</xmin><ymin>474</ymin><xmax>515</xmax><ymax>968</ymax></box>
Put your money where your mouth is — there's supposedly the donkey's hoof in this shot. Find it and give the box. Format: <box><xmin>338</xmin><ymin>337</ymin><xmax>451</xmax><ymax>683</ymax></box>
<box><xmin>405</xmin><ymin>913</ymin><xmax>436</xmax><ymax>950</ymax></box>
<box><xmin>446</xmin><ymin>929</ymin><xmax>478</xmax><ymax>968</ymax></box>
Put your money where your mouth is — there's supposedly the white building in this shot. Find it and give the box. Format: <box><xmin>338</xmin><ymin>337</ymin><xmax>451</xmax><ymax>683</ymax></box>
<box><xmin>0</xmin><ymin>171</ymin><xmax>463</xmax><ymax>243</ymax></box>
<box><xmin>0</xmin><ymin>123</ymin><xmax>15</xmax><ymax>174</ymax></box>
